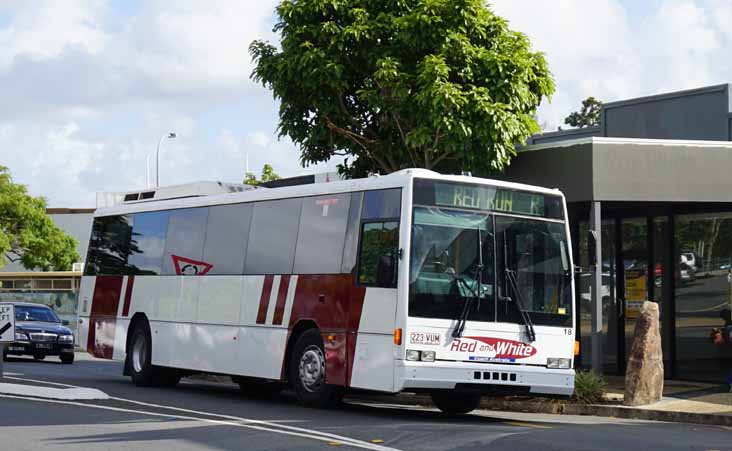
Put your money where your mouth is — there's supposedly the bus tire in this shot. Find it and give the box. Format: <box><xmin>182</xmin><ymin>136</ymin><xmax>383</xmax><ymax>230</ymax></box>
<box><xmin>127</xmin><ymin>321</ymin><xmax>161</xmax><ymax>387</ymax></box>
<box><xmin>289</xmin><ymin>329</ymin><xmax>340</xmax><ymax>408</ymax></box>
<box><xmin>431</xmin><ymin>391</ymin><xmax>481</xmax><ymax>415</ymax></box>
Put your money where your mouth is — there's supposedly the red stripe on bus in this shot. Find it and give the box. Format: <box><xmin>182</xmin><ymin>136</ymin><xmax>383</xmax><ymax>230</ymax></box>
<box><xmin>87</xmin><ymin>275</ymin><xmax>124</xmax><ymax>359</ymax></box>
<box><xmin>271</xmin><ymin>275</ymin><xmax>290</xmax><ymax>325</ymax></box>
<box><xmin>121</xmin><ymin>276</ymin><xmax>135</xmax><ymax>317</ymax></box>
<box><xmin>256</xmin><ymin>275</ymin><xmax>274</xmax><ymax>324</ymax></box>
<box><xmin>286</xmin><ymin>274</ymin><xmax>366</xmax><ymax>387</ymax></box>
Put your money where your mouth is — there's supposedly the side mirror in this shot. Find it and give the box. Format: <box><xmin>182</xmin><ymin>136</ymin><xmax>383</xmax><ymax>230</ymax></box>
<box><xmin>62</xmin><ymin>320</ymin><xmax>70</xmax><ymax>326</ymax></box>
<box><xmin>376</xmin><ymin>254</ymin><xmax>396</xmax><ymax>287</ymax></box>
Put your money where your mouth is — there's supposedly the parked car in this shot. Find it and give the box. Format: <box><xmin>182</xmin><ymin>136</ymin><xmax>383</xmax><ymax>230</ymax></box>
<box><xmin>2</xmin><ymin>302</ymin><xmax>75</xmax><ymax>364</ymax></box>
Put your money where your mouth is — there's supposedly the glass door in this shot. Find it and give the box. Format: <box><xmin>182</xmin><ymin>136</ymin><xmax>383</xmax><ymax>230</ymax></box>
<box><xmin>577</xmin><ymin>220</ymin><xmax>619</xmax><ymax>373</ymax></box>
<box><xmin>621</xmin><ymin>218</ymin><xmax>649</xmax><ymax>369</ymax></box>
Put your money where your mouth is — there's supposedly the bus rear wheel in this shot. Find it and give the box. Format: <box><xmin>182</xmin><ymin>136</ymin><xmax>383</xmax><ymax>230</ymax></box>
<box><xmin>289</xmin><ymin>329</ymin><xmax>340</xmax><ymax>408</ymax></box>
<box><xmin>431</xmin><ymin>391</ymin><xmax>482</xmax><ymax>415</ymax></box>
<box><xmin>127</xmin><ymin>322</ymin><xmax>179</xmax><ymax>387</ymax></box>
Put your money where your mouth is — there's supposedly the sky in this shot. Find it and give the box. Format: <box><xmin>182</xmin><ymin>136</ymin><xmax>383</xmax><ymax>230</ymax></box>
<box><xmin>0</xmin><ymin>0</ymin><xmax>731</xmax><ymax>207</ymax></box>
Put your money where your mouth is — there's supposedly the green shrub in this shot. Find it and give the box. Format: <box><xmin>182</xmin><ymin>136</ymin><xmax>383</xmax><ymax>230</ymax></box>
<box><xmin>573</xmin><ymin>370</ymin><xmax>607</xmax><ymax>404</ymax></box>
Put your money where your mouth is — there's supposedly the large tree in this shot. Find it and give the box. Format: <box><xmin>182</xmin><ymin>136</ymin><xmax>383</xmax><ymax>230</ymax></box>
<box><xmin>250</xmin><ymin>0</ymin><xmax>554</xmax><ymax>177</ymax></box>
<box><xmin>0</xmin><ymin>166</ymin><xmax>79</xmax><ymax>270</ymax></box>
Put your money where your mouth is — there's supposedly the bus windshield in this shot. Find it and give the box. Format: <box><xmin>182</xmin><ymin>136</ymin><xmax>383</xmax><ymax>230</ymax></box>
<box><xmin>409</xmin><ymin>180</ymin><xmax>572</xmax><ymax>327</ymax></box>
<box><xmin>409</xmin><ymin>207</ymin><xmax>495</xmax><ymax>322</ymax></box>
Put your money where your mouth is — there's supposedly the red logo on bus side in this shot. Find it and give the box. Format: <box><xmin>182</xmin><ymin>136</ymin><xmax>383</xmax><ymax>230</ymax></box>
<box><xmin>450</xmin><ymin>336</ymin><xmax>537</xmax><ymax>359</ymax></box>
<box><xmin>171</xmin><ymin>255</ymin><xmax>213</xmax><ymax>276</ymax></box>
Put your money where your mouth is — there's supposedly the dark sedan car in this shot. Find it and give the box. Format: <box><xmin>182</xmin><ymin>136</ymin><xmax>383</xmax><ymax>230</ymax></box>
<box><xmin>2</xmin><ymin>303</ymin><xmax>75</xmax><ymax>364</ymax></box>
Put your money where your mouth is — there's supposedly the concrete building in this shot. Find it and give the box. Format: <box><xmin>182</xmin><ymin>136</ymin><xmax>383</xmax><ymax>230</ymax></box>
<box><xmin>504</xmin><ymin>84</ymin><xmax>732</xmax><ymax>382</ymax></box>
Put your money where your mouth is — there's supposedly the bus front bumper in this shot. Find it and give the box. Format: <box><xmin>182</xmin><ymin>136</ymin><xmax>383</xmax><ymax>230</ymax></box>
<box><xmin>395</xmin><ymin>360</ymin><xmax>574</xmax><ymax>397</ymax></box>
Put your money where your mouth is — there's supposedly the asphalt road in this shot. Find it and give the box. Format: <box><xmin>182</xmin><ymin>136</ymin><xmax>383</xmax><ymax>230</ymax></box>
<box><xmin>1</xmin><ymin>353</ymin><xmax>731</xmax><ymax>451</ymax></box>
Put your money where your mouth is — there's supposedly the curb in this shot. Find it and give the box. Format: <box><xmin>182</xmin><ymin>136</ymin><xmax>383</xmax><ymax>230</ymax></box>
<box><xmin>563</xmin><ymin>403</ymin><xmax>732</xmax><ymax>427</ymax></box>
<box><xmin>351</xmin><ymin>393</ymin><xmax>732</xmax><ymax>427</ymax></box>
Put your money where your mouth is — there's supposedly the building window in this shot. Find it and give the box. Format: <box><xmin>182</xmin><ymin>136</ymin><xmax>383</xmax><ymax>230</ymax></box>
<box><xmin>674</xmin><ymin>212</ymin><xmax>732</xmax><ymax>382</ymax></box>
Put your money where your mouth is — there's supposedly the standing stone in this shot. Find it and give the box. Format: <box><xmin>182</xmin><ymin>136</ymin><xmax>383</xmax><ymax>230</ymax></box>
<box><xmin>624</xmin><ymin>301</ymin><xmax>664</xmax><ymax>406</ymax></box>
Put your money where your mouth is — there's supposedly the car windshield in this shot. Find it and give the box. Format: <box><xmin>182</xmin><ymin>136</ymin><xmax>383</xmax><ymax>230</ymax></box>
<box><xmin>15</xmin><ymin>306</ymin><xmax>60</xmax><ymax>323</ymax></box>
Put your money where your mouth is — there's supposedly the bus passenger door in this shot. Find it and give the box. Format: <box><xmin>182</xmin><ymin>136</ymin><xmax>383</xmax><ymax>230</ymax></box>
<box><xmin>349</xmin><ymin>220</ymin><xmax>400</xmax><ymax>392</ymax></box>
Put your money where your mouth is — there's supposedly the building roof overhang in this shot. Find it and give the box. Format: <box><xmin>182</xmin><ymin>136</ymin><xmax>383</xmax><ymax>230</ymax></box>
<box><xmin>504</xmin><ymin>137</ymin><xmax>732</xmax><ymax>204</ymax></box>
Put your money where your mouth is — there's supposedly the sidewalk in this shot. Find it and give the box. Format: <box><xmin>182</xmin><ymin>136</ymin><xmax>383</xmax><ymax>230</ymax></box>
<box><xmin>583</xmin><ymin>376</ymin><xmax>732</xmax><ymax>424</ymax></box>
<box><xmin>351</xmin><ymin>378</ymin><xmax>732</xmax><ymax>426</ymax></box>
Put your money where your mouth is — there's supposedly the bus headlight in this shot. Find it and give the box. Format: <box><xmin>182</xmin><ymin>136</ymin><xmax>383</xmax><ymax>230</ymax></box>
<box><xmin>406</xmin><ymin>350</ymin><xmax>421</xmax><ymax>361</ymax></box>
<box><xmin>420</xmin><ymin>351</ymin><xmax>435</xmax><ymax>362</ymax></box>
<box><xmin>546</xmin><ymin>358</ymin><xmax>572</xmax><ymax>369</ymax></box>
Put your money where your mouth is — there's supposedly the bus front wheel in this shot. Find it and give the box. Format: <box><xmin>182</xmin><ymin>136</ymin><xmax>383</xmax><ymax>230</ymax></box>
<box><xmin>289</xmin><ymin>329</ymin><xmax>341</xmax><ymax>408</ymax></box>
<box><xmin>431</xmin><ymin>391</ymin><xmax>482</xmax><ymax>415</ymax></box>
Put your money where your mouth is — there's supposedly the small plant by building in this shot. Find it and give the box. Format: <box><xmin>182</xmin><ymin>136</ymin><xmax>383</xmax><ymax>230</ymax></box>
<box><xmin>574</xmin><ymin>370</ymin><xmax>607</xmax><ymax>404</ymax></box>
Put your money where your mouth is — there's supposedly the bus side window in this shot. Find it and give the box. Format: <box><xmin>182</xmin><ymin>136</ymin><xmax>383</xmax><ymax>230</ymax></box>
<box><xmin>85</xmin><ymin>215</ymin><xmax>133</xmax><ymax>276</ymax></box>
<box><xmin>357</xmin><ymin>221</ymin><xmax>399</xmax><ymax>287</ymax></box>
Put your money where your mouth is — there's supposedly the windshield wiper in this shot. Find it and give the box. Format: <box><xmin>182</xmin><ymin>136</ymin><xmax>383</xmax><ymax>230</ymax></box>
<box><xmin>504</xmin><ymin>269</ymin><xmax>536</xmax><ymax>342</ymax></box>
<box><xmin>452</xmin><ymin>227</ymin><xmax>484</xmax><ymax>338</ymax></box>
<box><xmin>501</xmin><ymin>231</ymin><xmax>536</xmax><ymax>342</ymax></box>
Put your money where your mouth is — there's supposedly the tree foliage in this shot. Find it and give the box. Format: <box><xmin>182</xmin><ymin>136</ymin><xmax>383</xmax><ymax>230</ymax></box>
<box><xmin>0</xmin><ymin>166</ymin><xmax>79</xmax><ymax>270</ymax></box>
<box><xmin>250</xmin><ymin>0</ymin><xmax>554</xmax><ymax>177</ymax></box>
<box><xmin>564</xmin><ymin>96</ymin><xmax>602</xmax><ymax>128</ymax></box>
<box><xmin>244</xmin><ymin>164</ymin><xmax>281</xmax><ymax>185</ymax></box>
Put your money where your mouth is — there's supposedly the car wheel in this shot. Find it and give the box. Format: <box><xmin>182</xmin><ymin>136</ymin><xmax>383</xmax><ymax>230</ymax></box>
<box><xmin>431</xmin><ymin>391</ymin><xmax>481</xmax><ymax>414</ymax></box>
<box><xmin>289</xmin><ymin>329</ymin><xmax>341</xmax><ymax>408</ymax></box>
<box><xmin>60</xmin><ymin>353</ymin><xmax>75</xmax><ymax>364</ymax></box>
<box><xmin>33</xmin><ymin>354</ymin><xmax>45</xmax><ymax>361</ymax></box>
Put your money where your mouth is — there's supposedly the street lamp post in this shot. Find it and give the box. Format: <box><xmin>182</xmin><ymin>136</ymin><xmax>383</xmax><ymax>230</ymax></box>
<box><xmin>155</xmin><ymin>132</ymin><xmax>176</xmax><ymax>187</ymax></box>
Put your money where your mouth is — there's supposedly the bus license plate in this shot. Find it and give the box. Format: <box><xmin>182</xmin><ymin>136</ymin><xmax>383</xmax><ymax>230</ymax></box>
<box><xmin>35</xmin><ymin>344</ymin><xmax>52</xmax><ymax>349</ymax></box>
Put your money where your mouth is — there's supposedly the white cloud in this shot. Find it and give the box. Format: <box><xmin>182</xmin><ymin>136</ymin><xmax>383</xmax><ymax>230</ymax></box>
<box><xmin>491</xmin><ymin>0</ymin><xmax>732</xmax><ymax>131</ymax></box>
<box><xmin>247</xmin><ymin>131</ymin><xmax>272</xmax><ymax>149</ymax></box>
<box><xmin>0</xmin><ymin>0</ymin><xmax>108</xmax><ymax>67</ymax></box>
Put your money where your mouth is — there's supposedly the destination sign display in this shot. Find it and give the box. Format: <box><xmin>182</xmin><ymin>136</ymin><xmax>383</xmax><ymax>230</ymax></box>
<box><xmin>413</xmin><ymin>179</ymin><xmax>564</xmax><ymax>219</ymax></box>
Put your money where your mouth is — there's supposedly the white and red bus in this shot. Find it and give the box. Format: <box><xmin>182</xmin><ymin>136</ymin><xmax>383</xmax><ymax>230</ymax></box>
<box><xmin>78</xmin><ymin>169</ymin><xmax>575</xmax><ymax>413</ymax></box>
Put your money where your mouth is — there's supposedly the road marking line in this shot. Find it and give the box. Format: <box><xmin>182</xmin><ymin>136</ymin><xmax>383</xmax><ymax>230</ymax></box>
<box><xmin>0</xmin><ymin>383</ymin><xmax>108</xmax><ymax>400</ymax></box>
<box><xmin>4</xmin><ymin>375</ymin><xmax>79</xmax><ymax>389</ymax></box>
<box><xmin>503</xmin><ymin>421</ymin><xmax>552</xmax><ymax>429</ymax></box>
<box><xmin>106</xmin><ymin>395</ymin><xmax>400</xmax><ymax>449</ymax></box>
<box><xmin>0</xmin><ymin>393</ymin><xmax>401</xmax><ymax>451</ymax></box>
